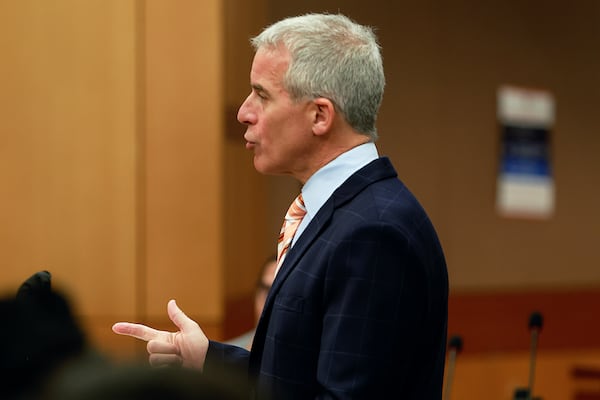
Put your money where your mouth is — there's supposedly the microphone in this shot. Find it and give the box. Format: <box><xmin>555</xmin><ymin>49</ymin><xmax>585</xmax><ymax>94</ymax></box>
<box><xmin>443</xmin><ymin>334</ymin><xmax>463</xmax><ymax>400</ymax></box>
<box><xmin>527</xmin><ymin>311</ymin><xmax>543</xmax><ymax>399</ymax></box>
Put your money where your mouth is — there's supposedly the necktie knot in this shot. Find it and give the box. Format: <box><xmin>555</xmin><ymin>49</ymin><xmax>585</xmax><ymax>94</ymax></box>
<box><xmin>276</xmin><ymin>194</ymin><xmax>306</xmax><ymax>275</ymax></box>
<box><xmin>284</xmin><ymin>194</ymin><xmax>306</xmax><ymax>222</ymax></box>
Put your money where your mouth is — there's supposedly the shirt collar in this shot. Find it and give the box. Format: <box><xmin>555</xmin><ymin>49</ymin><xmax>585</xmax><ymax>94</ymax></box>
<box><xmin>301</xmin><ymin>141</ymin><xmax>379</xmax><ymax>223</ymax></box>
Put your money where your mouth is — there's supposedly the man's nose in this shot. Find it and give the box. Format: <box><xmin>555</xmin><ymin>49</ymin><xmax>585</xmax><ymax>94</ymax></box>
<box><xmin>237</xmin><ymin>95</ymin><xmax>254</xmax><ymax>125</ymax></box>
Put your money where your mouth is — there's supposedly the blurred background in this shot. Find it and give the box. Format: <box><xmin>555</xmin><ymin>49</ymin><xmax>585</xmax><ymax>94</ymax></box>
<box><xmin>0</xmin><ymin>1</ymin><xmax>598</xmax><ymax>399</ymax></box>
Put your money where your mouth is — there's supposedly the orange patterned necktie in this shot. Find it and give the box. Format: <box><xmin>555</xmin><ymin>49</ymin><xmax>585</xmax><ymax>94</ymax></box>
<box><xmin>275</xmin><ymin>194</ymin><xmax>307</xmax><ymax>276</ymax></box>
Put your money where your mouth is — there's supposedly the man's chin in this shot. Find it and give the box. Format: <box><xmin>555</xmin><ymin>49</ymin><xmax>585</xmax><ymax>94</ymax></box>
<box><xmin>253</xmin><ymin>160</ymin><xmax>282</xmax><ymax>177</ymax></box>
<box><xmin>252</xmin><ymin>159</ymin><xmax>269</xmax><ymax>175</ymax></box>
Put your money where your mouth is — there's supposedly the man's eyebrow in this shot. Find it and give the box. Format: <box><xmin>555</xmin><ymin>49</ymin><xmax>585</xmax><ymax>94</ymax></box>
<box><xmin>252</xmin><ymin>84</ymin><xmax>268</xmax><ymax>94</ymax></box>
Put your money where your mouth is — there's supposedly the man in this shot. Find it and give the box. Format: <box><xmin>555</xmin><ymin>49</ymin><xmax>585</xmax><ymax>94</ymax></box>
<box><xmin>113</xmin><ymin>13</ymin><xmax>448</xmax><ymax>399</ymax></box>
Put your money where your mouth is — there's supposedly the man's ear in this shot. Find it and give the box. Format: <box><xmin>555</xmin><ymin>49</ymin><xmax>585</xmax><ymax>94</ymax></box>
<box><xmin>311</xmin><ymin>97</ymin><xmax>335</xmax><ymax>136</ymax></box>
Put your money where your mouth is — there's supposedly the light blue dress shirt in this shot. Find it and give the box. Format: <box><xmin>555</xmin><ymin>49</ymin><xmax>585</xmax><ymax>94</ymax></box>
<box><xmin>291</xmin><ymin>142</ymin><xmax>379</xmax><ymax>247</ymax></box>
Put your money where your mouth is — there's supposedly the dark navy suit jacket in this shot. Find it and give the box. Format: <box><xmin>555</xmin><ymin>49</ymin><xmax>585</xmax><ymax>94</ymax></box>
<box><xmin>206</xmin><ymin>157</ymin><xmax>448</xmax><ymax>399</ymax></box>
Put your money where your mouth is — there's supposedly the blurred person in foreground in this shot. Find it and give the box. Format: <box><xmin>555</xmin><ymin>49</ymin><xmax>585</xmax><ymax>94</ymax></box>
<box><xmin>113</xmin><ymin>13</ymin><xmax>448</xmax><ymax>399</ymax></box>
<box><xmin>0</xmin><ymin>271</ymin><xmax>99</xmax><ymax>399</ymax></box>
<box><xmin>0</xmin><ymin>271</ymin><xmax>247</xmax><ymax>400</ymax></box>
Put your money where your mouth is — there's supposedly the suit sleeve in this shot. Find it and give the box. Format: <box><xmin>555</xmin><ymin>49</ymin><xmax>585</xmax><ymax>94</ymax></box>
<box><xmin>204</xmin><ymin>340</ymin><xmax>251</xmax><ymax>386</ymax></box>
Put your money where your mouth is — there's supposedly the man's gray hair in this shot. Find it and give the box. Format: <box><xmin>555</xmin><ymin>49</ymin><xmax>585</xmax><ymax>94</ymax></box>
<box><xmin>251</xmin><ymin>13</ymin><xmax>385</xmax><ymax>141</ymax></box>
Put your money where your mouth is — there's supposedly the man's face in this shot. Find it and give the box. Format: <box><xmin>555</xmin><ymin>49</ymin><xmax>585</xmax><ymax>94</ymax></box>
<box><xmin>237</xmin><ymin>46</ymin><xmax>315</xmax><ymax>179</ymax></box>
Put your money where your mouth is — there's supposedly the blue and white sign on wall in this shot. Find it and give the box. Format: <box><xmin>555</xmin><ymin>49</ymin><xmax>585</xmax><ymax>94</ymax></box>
<box><xmin>496</xmin><ymin>85</ymin><xmax>555</xmax><ymax>219</ymax></box>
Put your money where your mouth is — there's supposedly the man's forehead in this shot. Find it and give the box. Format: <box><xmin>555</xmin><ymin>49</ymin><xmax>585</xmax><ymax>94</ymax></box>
<box><xmin>250</xmin><ymin>48</ymin><xmax>289</xmax><ymax>89</ymax></box>
<box><xmin>252</xmin><ymin>47</ymin><xmax>289</xmax><ymax>71</ymax></box>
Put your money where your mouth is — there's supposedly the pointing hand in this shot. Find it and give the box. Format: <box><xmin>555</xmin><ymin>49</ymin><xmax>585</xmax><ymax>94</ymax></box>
<box><xmin>112</xmin><ymin>299</ymin><xmax>209</xmax><ymax>370</ymax></box>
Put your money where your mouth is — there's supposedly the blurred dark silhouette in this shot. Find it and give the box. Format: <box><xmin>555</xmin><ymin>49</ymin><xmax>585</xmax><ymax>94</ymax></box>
<box><xmin>47</xmin><ymin>362</ymin><xmax>249</xmax><ymax>400</ymax></box>
<box><xmin>1</xmin><ymin>270</ymin><xmax>90</xmax><ymax>398</ymax></box>
<box><xmin>1</xmin><ymin>270</ymin><xmax>250</xmax><ymax>400</ymax></box>
<box><xmin>15</xmin><ymin>270</ymin><xmax>53</xmax><ymax>301</ymax></box>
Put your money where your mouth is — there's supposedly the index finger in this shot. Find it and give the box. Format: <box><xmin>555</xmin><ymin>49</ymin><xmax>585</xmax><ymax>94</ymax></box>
<box><xmin>112</xmin><ymin>322</ymin><xmax>168</xmax><ymax>342</ymax></box>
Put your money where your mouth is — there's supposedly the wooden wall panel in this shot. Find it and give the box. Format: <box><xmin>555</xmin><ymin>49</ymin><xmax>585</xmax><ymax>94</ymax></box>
<box><xmin>447</xmin><ymin>349</ymin><xmax>600</xmax><ymax>400</ymax></box>
<box><xmin>0</xmin><ymin>1</ymin><xmax>137</xmax><ymax>319</ymax></box>
<box><xmin>448</xmin><ymin>289</ymin><xmax>600</xmax><ymax>354</ymax></box>
<box><xmin>144</xmin><ymin>0</ymin><xmax>225</xmax><ymax>322</ymax></box>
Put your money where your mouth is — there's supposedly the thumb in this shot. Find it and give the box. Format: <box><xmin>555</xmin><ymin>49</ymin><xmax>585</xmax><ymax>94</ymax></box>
<box><xmin>167</xmin><ymin>299</ymin><xmax>198</xmax><ymax>333</ymax></box>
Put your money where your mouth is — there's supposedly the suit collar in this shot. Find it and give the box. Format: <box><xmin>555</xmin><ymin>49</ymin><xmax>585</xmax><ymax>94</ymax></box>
<box><xmin>270</xmin><ymin>156</ymin><xmax>396</xmax><ymax>290</ymax></box>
